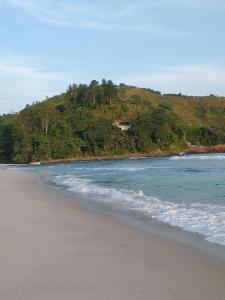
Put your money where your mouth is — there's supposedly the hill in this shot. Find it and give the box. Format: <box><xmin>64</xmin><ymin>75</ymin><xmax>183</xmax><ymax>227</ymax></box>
<box><xmin>1</xmin><ymin>79</ymin><xmax>225</xmax><ymax>163</ymax></box>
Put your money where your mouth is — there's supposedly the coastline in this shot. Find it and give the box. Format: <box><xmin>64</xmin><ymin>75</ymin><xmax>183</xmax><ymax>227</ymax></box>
<box><xmin>1</xmin><ymin>167</ymin><xmax>225</xmax><ymax>299</ymax></box>
<box><xmin>35</xmin><ymin>143</ymin><xmax>225</xmax><ymax>165</ymax></box>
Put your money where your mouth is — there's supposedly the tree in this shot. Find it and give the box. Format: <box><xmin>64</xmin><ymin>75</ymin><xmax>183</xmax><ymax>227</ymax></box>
<box><xmin>102</xmin><ymin>79</ymin><xmax>117</xmax><ymax>105</ymax></box>
<box><xmin>89</xmin><ymin>80</ymin><xmax>99</xmax><ymax>106</ymax></box>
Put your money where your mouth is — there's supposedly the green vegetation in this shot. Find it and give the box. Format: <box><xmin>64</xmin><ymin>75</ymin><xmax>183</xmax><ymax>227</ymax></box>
<box><xmin>1</xmin><ymin>79</ymin><xmax>225</xmax><ymax>163</ymax></box>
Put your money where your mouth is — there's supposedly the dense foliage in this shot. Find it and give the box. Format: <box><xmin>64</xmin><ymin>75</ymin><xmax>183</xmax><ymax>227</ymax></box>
<box><xmin>1</xmin><ymin>80</ymin><xmax>225</xmax><ymax>163</ymax></box>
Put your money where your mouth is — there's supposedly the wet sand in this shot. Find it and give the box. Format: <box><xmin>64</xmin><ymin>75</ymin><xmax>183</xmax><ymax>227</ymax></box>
<box><xmin>0</xmin><ymin>168</ymin><xmax>225</xmax><ymax>300</ymax></box>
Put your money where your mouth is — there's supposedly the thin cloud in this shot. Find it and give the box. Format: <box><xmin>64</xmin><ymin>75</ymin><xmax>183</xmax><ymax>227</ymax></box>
<box><xmin>120</xmin><ymin>65</ymin><xmax>225</xmax><ymax>96</ymax></box>
<box><xmin>0</xmin><ymin>0</ymin><xmax>196</xmax><ymax>36</ymax></box>
<box><xmin>140</xmin><ymin>0</ymin><xmax>225</xmax><ymax>10</ymax></box>
<box><xmin>0</xmin><ymin>63</ymin><xmax>63</xmax><ymax>81</ymax></box>
<box><xmin>0</xmin><ymin>53</ymin><xmax>76</xmax><ymax>113</ymax></box>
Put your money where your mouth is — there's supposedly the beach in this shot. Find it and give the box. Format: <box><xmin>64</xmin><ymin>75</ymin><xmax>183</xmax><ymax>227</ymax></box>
<box><xmin>1</xmin><ymin>167</ymin><xmax>225</xmax><ymax>300</ymax></box>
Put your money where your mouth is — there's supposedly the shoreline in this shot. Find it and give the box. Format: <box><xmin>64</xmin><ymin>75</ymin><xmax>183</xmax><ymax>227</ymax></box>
<box><xmin>1</xmin><ymin>144</ymin><xmax>225</xmax><ymax>166</ymax></box>
<box><xmin>36</xmin><ymin>143</ymin><xmax>225</xmax><ymax>165</ymax></box>
<box><xmin>16</xmin><ymin>162</ymin><xmax>225</xmax><ymax>255</ymax></box>
<box><xmin>43</xmin><ymin>173</ymin><xmax>225</xmax><ymax>259</ymax></box>
<box><xmin>1</xmin><ymin>167</ymin><xmax>225</xmax><ymax>299</ymax></box>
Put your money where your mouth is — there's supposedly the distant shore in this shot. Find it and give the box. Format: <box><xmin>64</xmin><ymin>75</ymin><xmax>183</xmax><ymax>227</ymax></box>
<box><xmin>1</xmin><ymin>167</ymin><xmax>225</xmax><ymax>299</ymax></box>
<box><xmin>36</xmin><ymin>143</ymin><xmax>225</xmax><ymax>165</ymax></box>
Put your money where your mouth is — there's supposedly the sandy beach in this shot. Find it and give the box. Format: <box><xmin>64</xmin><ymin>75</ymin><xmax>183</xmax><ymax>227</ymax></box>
<box><xmin>0</xmin><ymin>167</ymin><xmax>225</xmax><ymax>300</ymax></box>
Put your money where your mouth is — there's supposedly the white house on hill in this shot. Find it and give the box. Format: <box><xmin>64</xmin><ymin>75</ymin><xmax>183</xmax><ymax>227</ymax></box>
<box><xmin>114</xmin><ymin>121</ymin><xmax>131</xmax><ymax>131</ymax></box>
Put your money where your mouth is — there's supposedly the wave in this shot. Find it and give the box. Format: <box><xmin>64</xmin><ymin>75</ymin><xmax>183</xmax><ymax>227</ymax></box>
<box><xmin>51</xmin><ymin>174</ymin><xmax>225</xmax><ymax>246</ymax></box>
<box><xmin>66</xmin><ymin>166</ymin><xmax>162</xmax><ymax>172</ymax></box>
<box><xmin>170</xmin><ymin>154</ymin><xmax>225</xmax><ymax>161</ymax></box>
<box><xmin>127</xmin><ymin>156</ymin><xmax>148</xmax><ymax>160</ymax></box>
<box><xmin>89</xmin><ymin>166</ymin><xmax>148</xmax><ymax>172</ymax></box>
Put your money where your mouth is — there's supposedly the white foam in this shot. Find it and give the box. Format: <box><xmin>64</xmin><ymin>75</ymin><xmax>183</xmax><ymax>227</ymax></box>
<box><xmin>128</xmin><ymin>156</ymin><xmax>148</xmax><ymax>160</ymax></box>
<box><xmin>51</xmin><ymin>174</ymin><xmax>225</xmax><ymax>246</ymax></box>
<box><xmin>170</xmin><ymin>154</ymin><xmax>225</xmax><ymax>161</ymax></box>
<box><xmin>90</xmin><ymin>166</ymin><xmax>147</xmax><ymax>172</ymax></box>
<box><xmin>69</xmin><ymin>166</ymin><xmax>156</xmax><ymax>172</ymax></box>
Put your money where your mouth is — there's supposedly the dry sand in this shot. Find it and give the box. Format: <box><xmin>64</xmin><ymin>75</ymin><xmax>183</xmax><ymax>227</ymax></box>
<box><xmin>0</xmin><ymin>168</ymin><xmax>225</xmax><ymax>300</ymax></box>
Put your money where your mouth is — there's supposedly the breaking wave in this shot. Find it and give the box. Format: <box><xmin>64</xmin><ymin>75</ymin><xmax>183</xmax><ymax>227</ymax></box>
<box><xmin>60</xmin><ymin>166</ymin><xmax>165</xmax><ymax>173</ymax></box>
<box><xmin>170</xmin><ymin>154</ymin><xmax>225</xmax><ymax>161</ymax></box>
<box><xmin>51</xmin><ymin>174</ymin><xmax>225</xmax><ymax>246</ymax></box>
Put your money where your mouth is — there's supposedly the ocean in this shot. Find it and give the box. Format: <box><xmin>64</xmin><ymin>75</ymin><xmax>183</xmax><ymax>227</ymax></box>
<box><xmin>19</xmin><ymin>153</ymin><xmax>225</xmax><ymax>246</ymax></box>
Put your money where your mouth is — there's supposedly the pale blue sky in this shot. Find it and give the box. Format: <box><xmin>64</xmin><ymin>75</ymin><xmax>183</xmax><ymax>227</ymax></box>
<box><xmin>1</xmin><ymin>0</ymin><xmax>225</xmax><ymax>113</ymax></box>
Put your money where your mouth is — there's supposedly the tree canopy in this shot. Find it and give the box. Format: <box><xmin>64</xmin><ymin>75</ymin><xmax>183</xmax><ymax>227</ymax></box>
<box><xmin>1</xmin><ymin>80</ymin><xmax>225</xmax><ymax>163</ymax></box>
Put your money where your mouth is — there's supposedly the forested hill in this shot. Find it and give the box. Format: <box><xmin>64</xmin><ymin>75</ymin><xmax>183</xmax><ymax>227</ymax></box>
<box><xmin>1</xmin><ymin>79</ymin><xmax>225</xmax><ymax>164</ymax></box>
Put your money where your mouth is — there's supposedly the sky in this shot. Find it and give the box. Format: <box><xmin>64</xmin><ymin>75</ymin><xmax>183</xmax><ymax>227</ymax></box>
<box><xmin>0</xmin><ymin>0</ymin><xmax>225</xmax><ymax>114</ymax></box>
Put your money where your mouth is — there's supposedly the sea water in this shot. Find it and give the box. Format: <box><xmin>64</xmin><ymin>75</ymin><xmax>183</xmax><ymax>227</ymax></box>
<box><xmin>21</xmin><ymin>153</ymin><xmax>225</xmax><ymax>246</ymax></box>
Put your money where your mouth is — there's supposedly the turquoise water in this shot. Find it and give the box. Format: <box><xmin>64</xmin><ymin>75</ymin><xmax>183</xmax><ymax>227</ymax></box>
<box><xmin>20</xmin><ymin>153</ymin><xmax>225</xmax><ymax>246</ymax></box>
